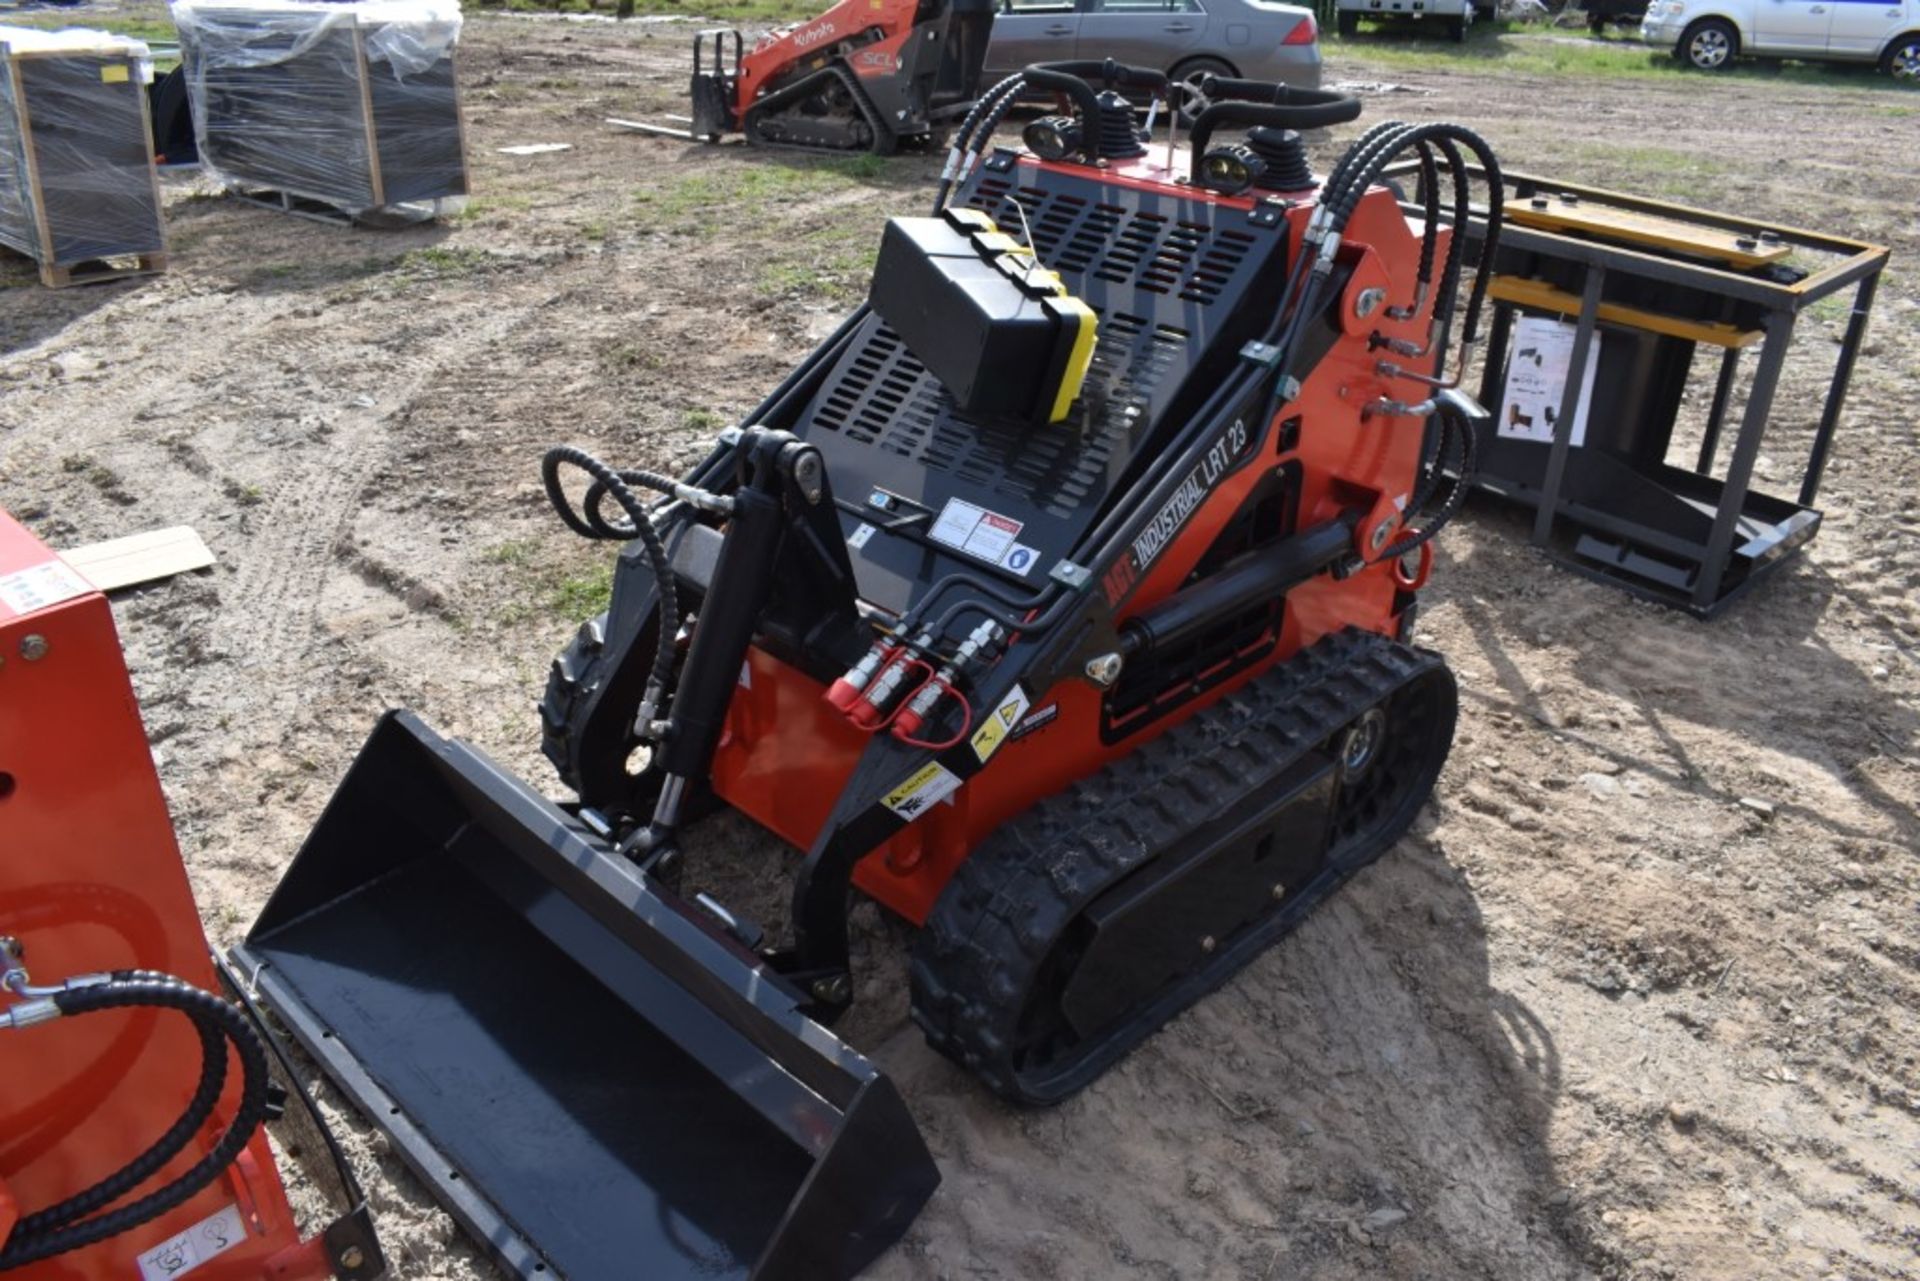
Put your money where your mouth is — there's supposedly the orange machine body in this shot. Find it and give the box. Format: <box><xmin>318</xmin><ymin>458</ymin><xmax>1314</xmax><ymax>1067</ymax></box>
<box><xmin>710</xmin><ymin>157</ymin><xmax>1448</xmax><ymax>924</ymax></box>
<box><xmin>0</xmin><ymin>511</ymin><xmax>317</xmax><ymax>1281</ymax></box>
<box><xmin>734</xmin><ymin>0</ymin><xmax>925</xmax><ymax>111</ymax></box>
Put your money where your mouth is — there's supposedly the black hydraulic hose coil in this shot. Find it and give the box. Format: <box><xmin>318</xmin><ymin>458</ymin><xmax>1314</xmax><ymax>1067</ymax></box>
<box><xmin>9</xmin><ymin>973</ymin><xmax>228</xmax><ymax>1242</ymax></box>
<box><xmin>0</xmin><ymin>978</ymin><xmax>272</xmax><ymax>1272</ymax></box>
<box><xmin>541</xmin><ymin>446</ymin><xmax>683</xmax><ymax>712</ymax></box>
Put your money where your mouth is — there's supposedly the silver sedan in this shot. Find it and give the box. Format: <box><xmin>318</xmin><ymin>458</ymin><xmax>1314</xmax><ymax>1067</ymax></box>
<box><xmin>984</xmin><ymin>0</ymin><xmax>1324</xmax><ymax>104</ymax></box>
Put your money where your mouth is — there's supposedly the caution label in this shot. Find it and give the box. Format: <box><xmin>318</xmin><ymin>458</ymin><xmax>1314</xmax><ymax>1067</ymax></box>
<box><xmin>928</xmin><ymin>498</ymin><xmax>1024</xmax><ymax>567</ymax></box>
<box><xmin>970</xmin><ymin>685</ymin><xmax>1031</xmax><ymax>764</ymax></box>
<box><xmin>882</xmin><ymin>761</ymin><xmax>963</xmax><ymax>820</ymax></box>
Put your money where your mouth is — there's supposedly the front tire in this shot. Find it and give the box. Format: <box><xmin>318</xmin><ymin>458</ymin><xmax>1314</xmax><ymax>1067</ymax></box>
<box><xmin>1678</xmin><ymin>17</ymin><xmax>1738</xmax><ymax>69</ymax></box>
<box><xmin>1448</xmin><ymin>12</ymin><xmax>1469</xmax><ymax>41</ymax></box>
<box><xmin>1882</xmin><ymin>32</ymin><xmax>1920</xmax><ymax>82</ymax></box>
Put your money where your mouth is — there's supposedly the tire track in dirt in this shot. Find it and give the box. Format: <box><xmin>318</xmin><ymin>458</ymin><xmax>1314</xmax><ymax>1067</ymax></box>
<box><xmin>209</xmin><ymin>303</ymin><xmax>533</xmax><ymax>727</ymax></box>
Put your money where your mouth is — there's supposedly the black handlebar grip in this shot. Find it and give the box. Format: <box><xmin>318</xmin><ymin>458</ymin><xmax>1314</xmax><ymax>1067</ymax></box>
<box><xmin>1029</xmin><ymin>58</ymin><xmax>1170</xmax><ymax>91</ymax></box>
<box><xmin>1187</xmin><ymin>84</ymin><xmax>1364</xmax><ymax>177</ymax></box>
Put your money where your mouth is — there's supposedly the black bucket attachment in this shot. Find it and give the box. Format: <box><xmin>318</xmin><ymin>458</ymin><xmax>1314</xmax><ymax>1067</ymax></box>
<box><xmin>232</xmin><ymin>712</ymin><xmax>938</xmax><ymax>1281</ymax></box>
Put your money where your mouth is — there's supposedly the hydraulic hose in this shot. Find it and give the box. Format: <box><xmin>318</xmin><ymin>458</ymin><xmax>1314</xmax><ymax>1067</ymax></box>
<box><xmin>0</xmin><ymin>977</ymin><xmax>272</xmax><ymax>1273</ymax></box>
<box><xmin>935</xmin><ymin>71</ymin><xmax>1028</xmax><ymax>211</ymax></box>
<box><xmin>542</xmin><ymin>446</ymin><xmax>683</xmax><ymax>720</ymax></box>
<box><xmin>1373</xmin><ymin>397</ymin><xmax>1478</xmax><ymax>565</ymax></box>
<box><xmin>9</xmin><ymin>972</ymin><xmax>227</xmax><ymax>1242</ymax></box>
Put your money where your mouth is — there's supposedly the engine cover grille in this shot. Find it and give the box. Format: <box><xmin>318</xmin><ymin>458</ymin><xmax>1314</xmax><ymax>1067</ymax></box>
<box><xmin>797</xmin><ymin>159</ymin><xmax>1291</xmax><ymax>610</ymax></box>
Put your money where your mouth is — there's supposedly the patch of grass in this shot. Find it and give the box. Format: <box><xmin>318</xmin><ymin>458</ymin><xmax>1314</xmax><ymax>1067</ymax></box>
<box><xmin>550</xmin><ymin>563</ymin><xmax>615</xmax><ymax>622</ymax></box>
<box><xmin>1338</xmin><ymin>24</ymin><xmax>1914</xmax><ymax>92</ymax></box>
<box><xmin>580</xmin><ymin>219</ymin><xmax>610</xmax><ymax>242</ymax></box>
<box><xmin>602</xmin><ymin>339</ymin><xmax>665</xmax><ymax>374</ymax></box>
<box><xmin>222</xmin><ymin>477</ymin><xmax>266</xmax><ymax>507</ymax></box>
<box><xmin>754</xmin><ymin>224</ymin><xmax>878</xmax><ymax>301</ymax></box>
<box><xmin>636</xmin><ymin>160</ymin><xmax>873</xmax><ymax>229</ymax></box>
<box><xmin>399</xmin><ymin>245</ymin><xmax>498</xmax><ymax>278</ymax></box>
<box><xmin>1552</xmin><ymin>139</ymin><xmax>1727</xmax><ymax>198</ymax></box>
<box><xmin>7</xmin><ymin>15</ymin><xmax>178</xmax><ymax>44</ymax></box>
<box><xmin>684</xmin><ymin>408</ymin><xmax>726</xmax><ymax>431</ymax></box>
<box><xmin>453</xmin><ymin>193</ymin><xmax>534</xmax><ymax>223</ymax></box>
<box><xmin>486</xmin><ymin>538</ymin><xmax>541</xmax><ymax>568</ymax></box>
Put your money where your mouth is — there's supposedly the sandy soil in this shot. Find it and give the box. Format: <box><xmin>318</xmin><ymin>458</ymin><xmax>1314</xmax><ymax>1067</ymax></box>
<box><xmin>3</xmin><ymin>9</ymin><xmax>1917</xmax><ymax>1279</ymax></box>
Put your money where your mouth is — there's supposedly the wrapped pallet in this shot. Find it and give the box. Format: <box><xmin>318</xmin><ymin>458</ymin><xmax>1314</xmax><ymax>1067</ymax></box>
<box><xmin>175</xmin><ymin>0</ymin><xmax>469</xmax><ymax>223</ymax></box>
<box><xmin>0</xmin><ymin>27</ymin><xmax>167</xmax><ymax>288</ymax></box>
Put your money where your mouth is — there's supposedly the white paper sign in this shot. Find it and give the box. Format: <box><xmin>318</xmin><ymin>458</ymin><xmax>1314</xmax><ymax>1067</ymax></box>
<box><xmin>137</xmin><ymin>1204</ymin><xmax>248</xmax><ymax>1281</ymax></box>
<box><xmin>0</xmin><ymin>559</ymin><xmax>90</xmax><ymax>619</ymax></box>
<box><xmin>1498</xmin><ymin>316</ymin><xmax>1599</xmax><ymax>448</ymax></box>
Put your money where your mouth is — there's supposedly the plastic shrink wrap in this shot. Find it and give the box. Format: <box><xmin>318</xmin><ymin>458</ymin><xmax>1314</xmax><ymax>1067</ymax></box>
<box><xmin>175</xmin><ymin>0</ymin><xmax>469</xmax><ymax>221</ymax></box>
<box><xmin>0</xmin><ymin>26</ymin><xmax>166</xmax><ymax>284</ymax></box>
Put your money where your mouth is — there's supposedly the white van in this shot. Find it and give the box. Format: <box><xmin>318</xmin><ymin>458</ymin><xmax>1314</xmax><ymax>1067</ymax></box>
<box><xmin>1641</xmin><ymin>0</ymin><xmax>1920</xmax><ymax>78</ymax></box>
<box><xmin>1337</xmin><ymin>0</ymin><xmax>1478</xmax><ymax>43</ymax></box>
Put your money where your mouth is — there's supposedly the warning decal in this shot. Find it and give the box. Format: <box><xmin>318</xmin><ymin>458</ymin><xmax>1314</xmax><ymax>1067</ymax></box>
<box><xmin>928</xmin><ymin>498</ymin><xmax>1024</xmax><ymax>568</ymax></box>
<box><xmin>0</xmin><ymin>559</ymin><xmax>90</xmax><ymax>620</ymax></box>
<box><xmin>882</xmin><ymin>761</ymin><xmax>963</xmax><ymax>820</ymax></box>
<box><xmin>970</xmin><ymin>685</ymin><xmax>1031</xmax><ymax>763</ymax></box>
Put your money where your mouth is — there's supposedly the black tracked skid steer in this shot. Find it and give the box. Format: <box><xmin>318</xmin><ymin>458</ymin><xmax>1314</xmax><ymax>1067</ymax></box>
<box><xmin>238</xmin><ymin>62</ymin><xmax>1506</xmax><ymax>1279</ymax></box>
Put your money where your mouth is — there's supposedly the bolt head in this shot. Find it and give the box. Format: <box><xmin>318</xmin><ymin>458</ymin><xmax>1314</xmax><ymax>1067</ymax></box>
<box><xmin>19</xmin><ymin>634</ymin><xmax>47</xmax><ymax>661</ymax></box>
<box><xmin>339</xmin><ymin>1246</ymin><xmax>366</xmax><ymax>1270</ymax></box>
<box><xmin>1271</xmin><ymin>883</ymin><xmax>1287</xmax><ymax>902</ymax></box>
<box><xmin>1354</xmin><ymin>287</ymin><xmax>1386</xmax><ymax>319</ymax></box>
<box><xmin>1084</xmin><ymin>652</ymin><xmax>1124</xmax><ymax>688</ymax></box>
<box><xmin>1370</xmin><ymin>521</ymin><xmax>1393</xmax><ymax>550</ymax></box>
<box><xmin>1200</xmin><ymin>935</ymin><xmax>1217</xmax><ymax>954</ymax></box>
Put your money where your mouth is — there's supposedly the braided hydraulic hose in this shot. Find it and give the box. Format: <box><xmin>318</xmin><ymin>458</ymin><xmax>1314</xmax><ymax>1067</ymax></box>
<box><xmin>934</xmin><ymin>71</ymin><xmax>1029</xmax><ymax>212</ymax></box>
<box><xmin>1335</xmin><ymin>122</ymin><xmax>1506</xmax><ymax>353</ymax></box>
<box><xmin>541</xmin><ymin>447</ymin><xmax>683</xmax><ymax>721</ymax></box>
<box><xmin>1374</xmin><ymin>400</ymin><xmax>1478</xmax><ymax>564</ymax></box>
<box><xmin>0</xmin><ymin>978</ymin><xmax>272</xmax><ymax>1272</ymax></box>
<box><xmin>9</xmin><ymin>972</ymin><xmax>227</xmax><ymax>1242</ymax></box>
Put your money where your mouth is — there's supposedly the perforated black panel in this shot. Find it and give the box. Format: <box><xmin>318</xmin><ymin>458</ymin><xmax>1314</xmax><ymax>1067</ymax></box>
<box><xmin>796</xmin><ymin>159</ymin><xmax>1291</xmax><ymax>610</ymax></box>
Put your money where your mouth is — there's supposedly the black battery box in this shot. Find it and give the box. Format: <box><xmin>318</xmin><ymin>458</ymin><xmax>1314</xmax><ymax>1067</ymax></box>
<box><xmin>868</xmin><ymin>207</ymin><xmax>1096</xmax><ymax>426</ymax></box>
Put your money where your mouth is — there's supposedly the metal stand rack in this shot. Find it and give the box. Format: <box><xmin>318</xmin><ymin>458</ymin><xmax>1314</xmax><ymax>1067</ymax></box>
<box><xmin>1399</xmin><ymin>166</ymin><xmax>1888</xmax><ymax>618</ymax></box>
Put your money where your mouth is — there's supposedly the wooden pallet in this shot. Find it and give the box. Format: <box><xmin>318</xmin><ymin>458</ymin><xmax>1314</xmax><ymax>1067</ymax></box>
<box><xmin>39</xmin><ymin>251</ymin><xmax>168</xmax><ymax>289</ymax></box>
<box><xmin>233</xmin><ymin>185</ymin><xmax>459</xmax><ymax>229</ymax></box>
<box><xmin>233</xmin><ymin>187</ymin><xmax>359</xmax><ymax>227</ymax></box>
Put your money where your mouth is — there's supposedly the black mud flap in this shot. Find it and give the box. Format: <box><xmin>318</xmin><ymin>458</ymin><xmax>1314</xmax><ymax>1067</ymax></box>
<box><xmin>232</xmin><ymin>712</ymin><xmax>938</xmax><ymax>1281</ymax></box>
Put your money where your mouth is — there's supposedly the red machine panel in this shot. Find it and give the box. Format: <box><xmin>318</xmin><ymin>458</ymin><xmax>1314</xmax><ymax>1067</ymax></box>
<box><xmin>0</xmin><ymin>510</ymin><xmax>312</xmax><ymax>1281</ymax></box>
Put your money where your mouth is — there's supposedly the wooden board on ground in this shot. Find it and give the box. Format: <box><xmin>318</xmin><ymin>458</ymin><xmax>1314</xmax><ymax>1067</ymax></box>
<box><xmin>61</xmin><ymin>526</ymin><xmax>215</xmax><ymax>592</ymax></box>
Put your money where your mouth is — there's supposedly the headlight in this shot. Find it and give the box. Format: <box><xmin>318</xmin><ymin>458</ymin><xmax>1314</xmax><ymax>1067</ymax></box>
<box><xmin>1023</xmin><ymin>116</ymin><xmax>1083</xmax><ymax>162</ymax></box>
<box><xmin>1663</xmin><ymin>1</ymin><xmax>1686</xmax><ymax>15</ymax></box>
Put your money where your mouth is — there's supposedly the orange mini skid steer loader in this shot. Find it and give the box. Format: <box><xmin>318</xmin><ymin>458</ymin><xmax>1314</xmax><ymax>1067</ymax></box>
<box><xmin>238</xmin><ymin>63</ymin><xmax>1506</xmax><ymax>1280</ymax></box>
<box><xmin>621</xmin><ymin>0</ymin><xmax>994</xmax><ymax>153</ymax></box>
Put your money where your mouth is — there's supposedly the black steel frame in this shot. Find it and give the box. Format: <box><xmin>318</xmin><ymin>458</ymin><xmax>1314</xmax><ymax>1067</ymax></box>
<box><xmin>1393</xmin><ymin>163</ymin><xmax>1889</xmax><ymax>618</ymax></box>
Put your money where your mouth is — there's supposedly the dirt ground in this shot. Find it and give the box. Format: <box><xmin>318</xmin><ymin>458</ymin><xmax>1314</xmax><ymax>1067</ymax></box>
<box><xmin>3</xmin><ymin>7</ymin><xmax>1918</xmax><ymax>1278</ymax></box>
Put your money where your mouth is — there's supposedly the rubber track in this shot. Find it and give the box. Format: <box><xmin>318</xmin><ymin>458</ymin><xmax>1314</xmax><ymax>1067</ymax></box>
<box><xmin>745</xmin><ymin>62</ymin><xmax>897</xmax><ymax>156</ymax></box>
<box><xmin>909</xmin><ymin>628</ymin><xmax>1448</xmax><ymax>1104</ymax></box>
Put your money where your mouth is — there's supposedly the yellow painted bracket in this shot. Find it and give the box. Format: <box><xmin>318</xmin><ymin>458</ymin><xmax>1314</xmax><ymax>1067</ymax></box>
<box><xmin>1508</xmin><ymin>196</ymin><xmax>1793</xmax><ymax>270</ymax></box>
<box><xmin>1489</xmin><ymin>275</ymin><xmax>1763</xmax><ymax>350</ymax></box>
